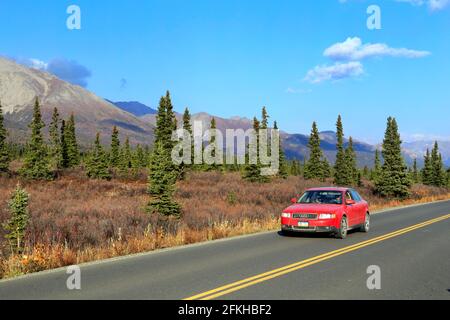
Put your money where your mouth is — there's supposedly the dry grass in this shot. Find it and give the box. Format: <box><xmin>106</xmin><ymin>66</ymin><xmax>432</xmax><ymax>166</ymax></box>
<box><xmin>0</xmin><ymin>170</ymin><xmax>449</xmax><ymax>279</ymax></box>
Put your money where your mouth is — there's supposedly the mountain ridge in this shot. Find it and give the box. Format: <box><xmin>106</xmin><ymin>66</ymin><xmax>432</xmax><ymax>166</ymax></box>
<box><xmin>1</xmin><ymin>57</ymin><xmax>448</xmax><ymax>167</ymax></box>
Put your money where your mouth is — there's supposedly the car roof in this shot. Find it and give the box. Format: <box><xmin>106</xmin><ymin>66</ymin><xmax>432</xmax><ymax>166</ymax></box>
<box><xmin>306</xmin><ymin>187</ymin><xmax>349</xmax><ymax>192</ymax></box>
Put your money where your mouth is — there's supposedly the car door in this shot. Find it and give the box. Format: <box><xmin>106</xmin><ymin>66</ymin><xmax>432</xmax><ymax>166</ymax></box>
<box><xmin>350</xmin><ymin>190</ymin><xmax>365</xmax><ymax>224</ymax></box>
<box><xmin>345</xmin><ymin>191</ymin><xmax>358</xmax><ymax>227</ymax></box>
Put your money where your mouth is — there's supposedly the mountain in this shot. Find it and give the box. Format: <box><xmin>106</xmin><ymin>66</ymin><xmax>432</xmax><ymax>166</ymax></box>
<box><xmin>403</xmin><ymin>140</ymin><xmax>450</xmax><ymax>166</ymax></box>
<box><xmin>106</xmin><ymin>100</ymin><xmax>157</xmax><ymax>117</ymax></box>
<box><xmin>284</xmin><ymin>131</ymin><xmax>376</xmax><ymax>167</ymax></box>
<box><xmin>2</xmin><ymin>57</ymin><xmax>447</xmax><ymax>167</ymax></box>
<box><xmin>0</xmin><ymin>57</ymin><xmax>154</xmax><ymax>146</ymax></box>
<box><xmin>140</xmin><ymin>112</ymin><xmax>378</xmax><ymax>167</ymax></box>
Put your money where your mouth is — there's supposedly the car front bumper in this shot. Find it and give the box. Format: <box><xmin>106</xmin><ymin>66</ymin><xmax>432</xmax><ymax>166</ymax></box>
<box><xmin>281</xmin><ymin>224</ymin><xmax>338</xmax><ymax>233</ymax></box>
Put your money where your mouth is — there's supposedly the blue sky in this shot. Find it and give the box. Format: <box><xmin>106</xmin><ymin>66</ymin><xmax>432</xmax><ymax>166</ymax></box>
<box><xmin>1</xmin><ymin>0</ymin><xmax>449</xmax><ymax>143</ymax></box>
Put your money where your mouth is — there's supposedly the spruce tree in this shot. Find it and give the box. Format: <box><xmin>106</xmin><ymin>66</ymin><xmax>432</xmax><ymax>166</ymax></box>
<box><xmin>261</xmin><ymin>107</ymin><xmax>269</xmax><ymax>130</ymax></box>
<box><xmin>371</xmin><ymin>149</ymin><xmax>382</xmax><ymax>182</ymax></box>
<box><xmin>0</xmin><ymin>101</ymin><xmax>9</xmax><ymax>173</ymax></box>
<box><xmin>274</xmin><ymin>121</ymin><xmax>288</xmax><ymax>179</ymax></box>
<box><xmin>304</xmin><ymin>122</ymin><xmax>326</xmax><ymax>181</ymax></box>
<box><xmin>206</xmin><ymin>117</ymin><xmax>221</xmax><ymax>171</ymax></box>
<box><xmin>431</xmin><ymin>141</ymin><xmax>446</xmax><ymax>187</ymax></box>
<box><xmin>447</xmin><ymin>168</ymin><xmax>450</xmax><ymax>188</ymax></box>
<box><xmin>86</xmin><ymin>133</ymin><xmax>111</xmax><ymax>180</ymax></box>
<box><xmin>182</xmin><ymin>107</ymin><xmax>193</xmax><ymax>165</ymax></box>
<box><xmin>334</xmin><ymin>115</ymin><xmax>347</xmax><ymax>185</ymax></box>
<box><xmin>133</xmin><ymin>144</ymin><xmax>147</xmax><ymax>169</ymax></box>
<box><xmin>155</xmin><ymin>91</ymin><xmax>177</xmax><ymax>151</ymax></box>
<box><xmin>20</xmin><ymin>98</ymin><xmax>53</xmax><ymax>180</ymax></box>
<box><xmin>110</xmin><ymin>126</ymin><xmax>121</xmax><ymax>168</ymax></box>
<box><xmin>65</xmin><ymin>114</ymin><xmax>80</xmax><ymax>167</ymax></box>
<box><xmin>155</xmin><ymin>95</ymin><xmax>167</xmax><ymax>146</ymax></box>
<box><xmin>345</xmin><ymin>137</ymin><xmax>358</xmax><ymax>185</ymax></box>
<box><xmin>243</xmin><ymin>117</ymin><xmax>268</xmax><ymax>182</ymax></box>
<box><xmin>3</xmin><ymin>185</ymin><xmax>30</xmax><ymax>253</ymax></box>
<box><xmin>60</xmin><ymin>120</ymin><xmax>69</xmax><ymax>168</ymax></box>
<box><xmin>375</xmin><ymin>117</ymin><xmax>411</xmax><ymax>198</ymax></box>
<box><xmin>411</xmin><ymin>158</ymin><xmax>419</xmax><ymax>184</ymax></box>
<box><xmin>120</xmin><ymin>137</ymin><xmax>132</xmax><ymax>171</ymax></box>
<box><xmin>422</xmin><ymin>149</ymin><xmax>433</xmax><ymax>185</ymax></box>
<box><xmin>147</xmin><ymin>141</ymin><xmax>181</xmax><ymax>218</ymax></box>
<box><xmin>48</xmin><ymin>107</ymin><xmax>62</xmax><ymax>170</ymax></box>
<box><xmin>321</xmin><ymin>157</ymin><xmax>331</xmax><ymax>180</ymax></box>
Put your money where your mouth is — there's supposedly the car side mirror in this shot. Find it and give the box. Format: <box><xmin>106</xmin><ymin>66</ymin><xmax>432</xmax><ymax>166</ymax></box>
<box><xmin>346</xmin><ymin>199</ymin><xmax>356</xmax><ymax>205</ymax></box>
<box><xmin>291</xmin><ymin>198</ymin><xmax>297</xmax><ymax>204</ymax></box>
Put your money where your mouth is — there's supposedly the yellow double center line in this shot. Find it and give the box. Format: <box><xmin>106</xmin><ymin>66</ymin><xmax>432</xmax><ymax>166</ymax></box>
<box><xmin>185</xmin><ymin>213</ymin><xmax>450</xmax><ymax>300</ymax></box>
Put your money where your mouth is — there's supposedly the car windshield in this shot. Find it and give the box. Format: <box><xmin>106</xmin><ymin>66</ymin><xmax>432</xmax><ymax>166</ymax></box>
<box><xmin>298</xmin><ymin>191</ymin><xmax>343</xmax><ymax>205</ymax></box>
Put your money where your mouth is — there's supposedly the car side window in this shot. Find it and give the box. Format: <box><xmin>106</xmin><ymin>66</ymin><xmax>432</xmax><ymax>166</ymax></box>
<box><xmin>350</xmin><ymin>190</ymin><xmax>361</xmax><ymax>202</ymax></box>
<box><xmin>346</xmin><ymin>191</ymin><xmax>353</xmax><ymax>201</ymax></box>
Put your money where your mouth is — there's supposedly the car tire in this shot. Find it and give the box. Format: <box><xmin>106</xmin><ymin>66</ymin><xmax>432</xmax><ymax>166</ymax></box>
<box><xmin>281</xmin><ymin>229</ymin><xmax>292</xmax><ymax>237</ymax></box>
<box><xmin>360</xmin><ymin>213</ymin><xmax>370</xmax><ymax>233</ymax></box>
<box><xmin>335</xmin><ymin>216</ymin><xmax>348</xmax><ymax>239</ymax></box>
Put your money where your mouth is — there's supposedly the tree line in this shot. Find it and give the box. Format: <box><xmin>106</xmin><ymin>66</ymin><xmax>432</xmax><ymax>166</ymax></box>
<box><xmin>1</xmin><ymin>95</ymin><xmax>449</xmax><ymax>226</ymax></box>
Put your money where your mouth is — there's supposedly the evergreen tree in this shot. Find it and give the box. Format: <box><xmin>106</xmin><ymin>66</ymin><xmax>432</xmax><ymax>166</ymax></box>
<box><xmin>206</xmin><ymin>117</ymin><xmax>221</xmax><ymax>171</ymax></box>
<box><xmin>0</xmin><ymin>101</ymin><xmax>9</xmax><ymax>173</ymax></box>
<box><xmin>345</xmin><ymin>137</ymin><xmax>358</xmax><ymax>185</ymax></box>
<box><xmin>120</xmin><ymin>137</ymin><xmax>132</xmax><ymax>171</ymax></box>
<box><xmin>147</xmin><ymin>141</ymin><xmax>181</xmax><ymax>218</ymax></box>
<box><xmin>86</xmin><ymin>133</ymin><xmax>111</xmax><ymax>180</ymax></box>
<box><xmin>3</xmin><ymin>185</ymin><xmax>29</xmax><ymax>253</ymax></box>
<box><xmin>304</xmin><ymin>122</ymin><xmax>326</xmax><ymax>181</ymax></box>
<box><xmin>65</xmin><ymin>114</ymin><xmax>80</xmax><ymax>167</ymax></box>
<box><xmin>48</xmin><ymin>107</ymin><xmax>62</xmax><ymax>170</ymax></box>
<box><xmin>155</xmin><ymin>91</ymin><xmax>177</xmax><ymax>151</ymax></box>
<box><xmin>422</xmin><ymin>149</ymin><xmax>433</xmax><ymax>185</ymax></box>
<box><xmin>447</xmin><ymin>168</ymin><xmax>450</xmax><ymax>187</ymax></box>
<box><xmin>431</xmin><ymin>141</ymin><xmax>447</xmax><ymax>187</ymax></box>
<box><xmin>243</xmin><ymin>117</ymin><xmax>268</xmax><ymax>182</ymax></box>
<box><xmin>375</xmin><ymin>117</ymin><xmax>411</xmax><ymax>198</ymax></box>
<box><xmin>411</xmin><ymin>158</ymin><xmax>420</xmax><ymax>184</ymax></box>
<box><xmin>155</xmin><ymin>96</ymin><xmax>168</xmax><ymax>146</ymax></box>
<box><xmin>334</xmin><ymin>115</ymin><xmax>348</xmax><ymax>185</ymax></box>
<box><xmin>20</xmin><ymin>98</ymin><xmax>53</xmax><ymax>180</ymax></box>
<box><xmin>133</xmin><ymin>144</ymin><xmax>147</xmax><ymax>169</ymax></box>
<box><xmin>321</xmin><ymin>157</ymin><xmax>331</xmax><ymax>180</ymax></box>
<box><xmin>110</xmin><ymin>126</ymin><xmax>121</xmax><ymax>167</ymax></box>
<box><xmin>274</xmin><ymin>121</ymin><xmax>288</xmax><ymax>179</ymax></box>
<box><xmin>182</xmin><ymin>107</ymin><xmax>193</xmax><ymax>165</ymax></box>
<box><xmin>60</xmin><ymin>120</ymin><xmax>69</xmax><ymax>168</ymax></box>
<box><xmin>371</xmin><ymin>149</ymin><xmax>382</xmax><ymax>182</ymax></box>
<box><xmin>362</xmin><ymin>166</ymin><xmax>370</xmax><ymax>179</ymax></box>
<box><xmin>261</xmin><ymin>107</ymin><xmax>269</xmax><ymax>130</ymax></box>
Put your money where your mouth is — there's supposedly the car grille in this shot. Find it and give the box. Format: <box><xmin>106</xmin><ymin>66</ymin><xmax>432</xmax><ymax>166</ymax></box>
<box><xmin>292</xmin><ymin>213</ymin><xmax>317</xmax><ymax>220</ymax></box>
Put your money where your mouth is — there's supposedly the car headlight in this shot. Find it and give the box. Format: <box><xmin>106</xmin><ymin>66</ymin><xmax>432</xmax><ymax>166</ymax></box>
<box><xmin>281</xmin><ymin>212</ymin><xmax>291</xmax><ymax>218</ymax></box>
<box><xmin>319</xmin><ymin>213</ymin><xmax>336</xmax><ymax>219</ymax></box>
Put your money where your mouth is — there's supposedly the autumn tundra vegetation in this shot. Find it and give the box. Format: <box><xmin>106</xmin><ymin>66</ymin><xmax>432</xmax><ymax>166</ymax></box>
<box><xmin>0</xmin><ymin>92</ymin><xmax>449</xmax><ymax>278</ymax></box>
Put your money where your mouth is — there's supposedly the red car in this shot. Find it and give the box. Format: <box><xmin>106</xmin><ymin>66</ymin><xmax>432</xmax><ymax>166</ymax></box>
<box><xmin>281</xmin><ymin>187</ymin><xmax>370</xmax><ymax>239</ymax></box>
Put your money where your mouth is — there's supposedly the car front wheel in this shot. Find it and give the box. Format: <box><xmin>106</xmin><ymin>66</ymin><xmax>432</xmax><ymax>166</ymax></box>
<box><xmin>360</xmin><ymin>213</ymin><xmax>370</xmax><ymax>233</ymax></box>
<box><xmin>335</xmin><ymin>216</ymin><xmax>348</xmax><ymax>239</ymax></box>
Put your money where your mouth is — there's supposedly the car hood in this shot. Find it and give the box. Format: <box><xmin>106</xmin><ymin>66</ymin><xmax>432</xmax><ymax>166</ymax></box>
<box><xmin>284</xmin><ymin>203</ymin><xmax>341</xmax><ymax>214</ymax></box>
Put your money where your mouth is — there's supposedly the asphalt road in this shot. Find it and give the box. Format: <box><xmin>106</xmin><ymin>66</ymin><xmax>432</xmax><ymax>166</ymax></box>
<box><xmin>0</xmin><ymin>200</ymin><xmax>449</xmax><ymax>300</ymax></box>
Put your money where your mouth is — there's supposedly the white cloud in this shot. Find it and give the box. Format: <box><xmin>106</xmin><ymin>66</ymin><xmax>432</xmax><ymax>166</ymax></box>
<box><xmin>304</xmin><ymin>61</ymin><xmax>364</xmax><ymax>84</ymax></box>
<box><xmin>18</xmin><ymin>57</ymin><xmax>92</xmax><ymax>87</ymax></box>
<box><xmin>27</xmin><ymin>58</ymin><xmax>48</xmax><ymax>70</ymax></box>
<box><xmin>285</xmin><ymin>87</ymin><xmax>312</xmax><ymax>94</ymax></box>
<box><xmin>324</xmin><ymin>37</ymin><xmax>431</xmax><ymax>61</ymax></box>
<box><xmin>395</xmin><ymin>0</ymin><xmax>449</xmax><ymax>10</ymax></box>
